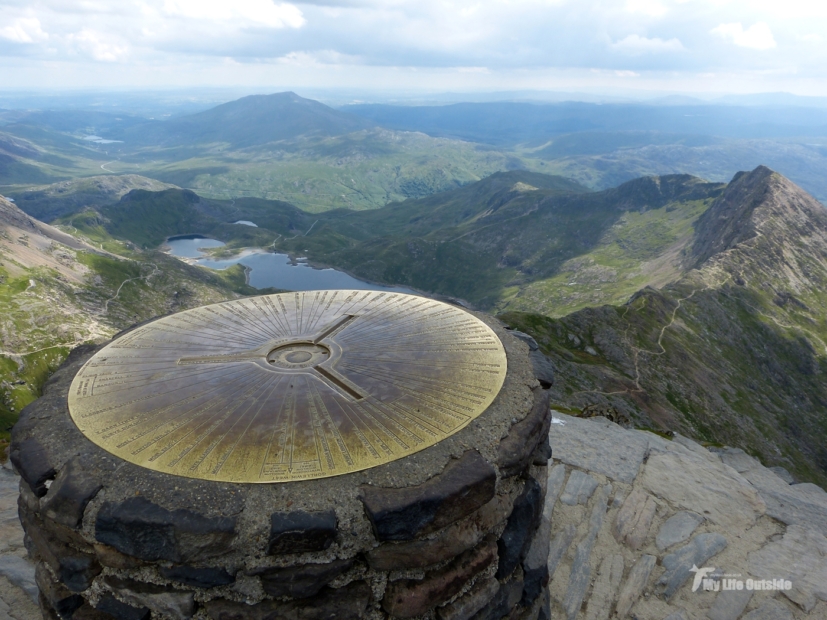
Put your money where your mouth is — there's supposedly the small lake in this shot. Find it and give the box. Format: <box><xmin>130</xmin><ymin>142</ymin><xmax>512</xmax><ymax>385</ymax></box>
<box><xmin>165</xmin><ymin>236</ymin><xmax>414</xmax><ymax>293</ymax></box>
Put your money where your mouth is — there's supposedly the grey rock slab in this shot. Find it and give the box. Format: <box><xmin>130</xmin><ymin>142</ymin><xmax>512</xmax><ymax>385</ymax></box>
<box><xmin>656</xmin><ymin>511</ymin><xmax>705</xmax><ymax>551</ymax></box>
<box><xmin>0</xmin><ymin>574</ymin><xmax>40</xmax><ymax>620</ymax></box>
<box><xmin>641</xmin><ymin>450</ymin><xmax>765</xmax><ymax>529</ymax></box>
<box><xmin>543</xmin><ymin>463</ymin><xmax>566</xmax><ymax>520</ymax></box>
<box><xmin>706</xmin><ymin>587</ymin><xmax>753</xmax><ymax>620</ymax></box>
<box><xmin>656</xmin><ymin>533</ymin><xmax>728</xmax><ymax>600</ymax></box>
<box><xmin>585</xmin><ymin>554</ymin><xmax>624</xmax><ymax>620</ymax></box>
<box><xmin>613</xmin><ymin>488</ymin><xmax>657</xmax><ymax>550</ymax></box>
<box><xmin>547</xmin><ymin>524</ymin><xmax>577</xmax><ymax>580</ymax></box>
<box><xmin>560</xmin><ymin>470</ymin><xmax>599</xmax><ymax>506</ymax></box>
<box><xmin>548</xmin><ymin>413</ymin><xmax>649</xmax><ymax>483</ymax></box>
<box><xmin>662</xmin><ymin>612</ymin><xmax>688</xmax><ymax>620</ymax></box>
<box><xmin>0</xmin><ymin>555</ymin><xmax>37</xmax><ymax>603</ymax></box>
<box><xmin>615</xmin><ymin>554</ymin><xmax>656</xmax><ymax>617</ymax></box>
<box><xmin>768</xmin><ymin>466</ymin><xmax>795</xmax><ymax>484</ymax></box>
<box><xmin>563</xmin><ymin>484</ymin><xmax>611</xmax><ymax>620</ymax></box>
<box><xmin>672</xmin><ymin>435</ymin><xmax>721</xmax><ymax>464</ymax></box>
<box><xmin>719</xmin><ymin>448</ymin><xmax>760</xmax><ymax>474</ymax></box>
<box><xmin>741</xmin><ymin>599</ymin><xmax>794</xmax><ymax>620</ymax></box>
<box><xmin>748</xmin><ymin>524</ymin><xmax>827</xmax><ymax>612</ymax></box>
<box><xmin>742</xmin><ymin>466</ymin><xmax>827</xmax><ymax>537</ymax></box>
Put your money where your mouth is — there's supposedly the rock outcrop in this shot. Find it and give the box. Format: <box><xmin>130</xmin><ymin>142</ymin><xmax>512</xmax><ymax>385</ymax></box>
<box><xmin>545</xmin><ymin>411</ymin><xmax>827</xmax><ymax>619</ymax></box>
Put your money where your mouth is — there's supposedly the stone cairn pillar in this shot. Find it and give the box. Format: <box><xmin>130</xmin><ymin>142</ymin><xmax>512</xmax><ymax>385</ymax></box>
<box><xmin>10</xmin><ymin>292</ymin><xmax>551</xmax><ymax>620</ymax></box>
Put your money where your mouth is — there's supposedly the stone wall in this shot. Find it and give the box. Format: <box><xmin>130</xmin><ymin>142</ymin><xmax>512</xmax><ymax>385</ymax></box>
<box><xmin>10</xmin><ymin>316</ymin><xmax>553</xmax><ymax>620</ymax></box>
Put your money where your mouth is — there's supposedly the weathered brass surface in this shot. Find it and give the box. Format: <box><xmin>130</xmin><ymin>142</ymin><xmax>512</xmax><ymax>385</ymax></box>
<box><xmin>68</xmin><ymin>291</ymin><xmax>508</xmax><ymax>483</ymax></box>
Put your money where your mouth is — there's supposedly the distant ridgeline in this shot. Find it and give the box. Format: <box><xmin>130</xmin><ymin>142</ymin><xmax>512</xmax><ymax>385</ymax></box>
<box><xmin>4</xmin><ymin>164</ymin><xmax>827</xmax><ymax>488</ymax></box>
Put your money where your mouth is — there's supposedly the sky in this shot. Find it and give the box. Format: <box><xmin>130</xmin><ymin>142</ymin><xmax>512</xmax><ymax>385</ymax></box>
<box><xmin>1</xmin><ymin>0</ymin><xmax>827</xmax><ymax>97</ymax></box>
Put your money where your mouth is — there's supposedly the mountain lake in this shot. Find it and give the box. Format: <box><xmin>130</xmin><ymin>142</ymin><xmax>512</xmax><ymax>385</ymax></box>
<box><xmin>164</xmin><ymin>235</ymin><xmax>414</xmax><ymax>293</ymax></box>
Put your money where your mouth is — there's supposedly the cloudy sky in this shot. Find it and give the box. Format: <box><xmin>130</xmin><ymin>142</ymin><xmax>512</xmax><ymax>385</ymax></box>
<box><xmin>1</xmin><ymin>0</ymin><xmax>826</xmax><ymax>96</ymax></box>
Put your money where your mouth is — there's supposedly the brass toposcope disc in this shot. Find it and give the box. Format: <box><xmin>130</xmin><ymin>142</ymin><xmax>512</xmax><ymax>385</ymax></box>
<box><xmin>68</xmin><ymin>291</ymin><xmax>508</xmax><ymax>483</ymax></box>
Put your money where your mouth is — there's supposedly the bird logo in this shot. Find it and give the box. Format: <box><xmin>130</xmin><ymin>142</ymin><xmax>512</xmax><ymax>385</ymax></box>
<box><xmin>689</xmin><ymin>564</ymin><xmax>717</xmax><ymax>592</ymax></box>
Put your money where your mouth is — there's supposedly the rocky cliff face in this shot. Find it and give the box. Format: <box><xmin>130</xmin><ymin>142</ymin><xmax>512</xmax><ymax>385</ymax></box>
<box><xmin>502</xmin><ymin>166</ymin><xmax>827</xmax><ymax>486</ymax></box>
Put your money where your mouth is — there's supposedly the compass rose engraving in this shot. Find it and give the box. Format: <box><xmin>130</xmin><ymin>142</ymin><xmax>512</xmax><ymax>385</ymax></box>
<box><xmin>68</xmin><ymin>291</ymin><xmax>508</xmax><ymax>483</ymax></box>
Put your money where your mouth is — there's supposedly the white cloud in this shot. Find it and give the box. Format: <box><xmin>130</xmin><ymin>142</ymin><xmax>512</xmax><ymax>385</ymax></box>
<box><xmin>711</xmin><ymin>22</ymin><xmax>776</xmax><ymax>50</ymax></box>
<box><xmin>612</xmin><ymin>34</ymin><xmax>685</xmax><ymax>53</ymax></box>
<box><xmin>0</xmin><ymin>17</ymin><xmax>49</xmax><ymax>44</ymax></box>
<box><xmin>277</xmin><ymin>49</ymin><xmax>361</xmax><ymax>66</ymax></box>
<box><xmin>615</xmin><ymin>69</ymin><xmax>641</xmax><ymax>77</ymax></box>
<box><xmin>625</xmin><ymin>0</ymin><xmax>667</xmax><ymax>17</ymax></box>
<box><xmin>67</xmin><ymin>29</ymin><xmax>128</xmax><ymax>61</ymax></box>
<box><xmin>162</xmin><ymin>0</ymin><xmax>305</xmax><ymax>28</ymax></box>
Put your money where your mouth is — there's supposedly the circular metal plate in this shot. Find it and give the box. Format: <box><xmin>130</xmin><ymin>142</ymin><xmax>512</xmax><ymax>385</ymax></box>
<box><xmin>68</xmin><ymin>291</ymin><xmax>508</xmax><ymax>483</ymax></box>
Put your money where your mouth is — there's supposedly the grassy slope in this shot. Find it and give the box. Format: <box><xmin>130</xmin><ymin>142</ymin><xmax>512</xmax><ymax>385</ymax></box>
<box><xmin>274</xmin><ymin>172</ymin><xmax>723</xmax><ymax>310</ymax></box>
<box><xmin>0</xmin><ymin>218</ymin><xmax>270</xmax><ymax>445</ymax></box>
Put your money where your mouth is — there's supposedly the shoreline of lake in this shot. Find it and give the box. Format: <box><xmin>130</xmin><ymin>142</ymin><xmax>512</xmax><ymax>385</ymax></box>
<box><xmin>162</xmin><ymin>235</ymin><xmax>415</xmax><ymax>294</ymax></box>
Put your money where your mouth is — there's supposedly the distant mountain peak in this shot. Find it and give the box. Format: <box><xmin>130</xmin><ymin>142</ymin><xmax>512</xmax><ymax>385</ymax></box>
<box><xmin>691</xmin><ymin>165</ymin><xmax>827</xmax><ymax>269</ymax></box>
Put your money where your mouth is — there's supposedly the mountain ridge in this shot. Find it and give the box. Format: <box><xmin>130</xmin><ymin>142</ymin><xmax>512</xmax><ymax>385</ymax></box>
<box><xmin>501</xmin><ymin>166</ymin><xmax>827</xmax><ymax>485</ymax></box>
<box><xmin>113</xmin><ymin>92</ymin><xmax>376</xmax><ymax>148</ymax></box>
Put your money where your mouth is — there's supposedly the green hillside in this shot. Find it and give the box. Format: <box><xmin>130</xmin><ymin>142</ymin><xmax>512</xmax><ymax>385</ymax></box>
<box><xmin>502</xmin><ymin>167</ymin><xmax>827</xmax><ymax>486</ymax></box>
<box><xmin>73</xmin><ymin>169</ymin><xmax>724</xmax><ymax>314</ymax></box>
<box><xmin>0</xmin><ymin>195</ymin><xmax>274</xmax><ymax>449</ymax></box>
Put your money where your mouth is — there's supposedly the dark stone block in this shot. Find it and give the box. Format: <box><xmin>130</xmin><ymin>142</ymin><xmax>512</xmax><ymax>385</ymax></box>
<box><xmin>35</xmin><ymin>561</ymin><xmax>84</xmax><ymax>619</ymax></box>
<box><xmin>252</xmin><ymin>558</ymin><xmax>353</xmax><ymax>599</ymax></box>
<box><xmin>10</xmin><ymin>436</ymin><xmax>56</xmax><ymax>498</ymax></box>
<box><xmin>20</xmin><ymin>498</ymin><xmax>92</xmax><ymax>551</ymax></box>
<box><xmin>204</xmin><ymin>580</ymin><xmax>371</xmax><ymax>620</ymax></box>
<box><xmin>103</xmin><ymin>576</ymin><xmax>196</xmax><ymax>619</ymax></box>
<box><xmin>95</xmin><ymin>594</ymin><xmax>152</xmax><ymax>620</ymax></box>
<box><xmin>470</xmin><ymin>575</ymin><xmax>524</xmax><ymax>620</ymax></box>
<box><xmin>531</xmin><ymin>438</ymin><xmax>552</xmax><ymax>467</ymax></box>
<box><xmin>360</xmin><ymin>450</ymin><xmax>496</xmax><ymax>542</ymax></box>
<box><xmin>367</xmin><ymin>492</ymin><xmax>513</xmax><ymax>571</ymax></box>
<box><xmin>73</xmin><ymin>605</ymin><xmax>123</xmax><ymax>620</ymax></box>
<box><xmin>529</xmin><ymin>350</ymin><xmax>555</xmax><ymax>389</ymax></box>
<box><xmin>159</xmin><ymin>565</ymin><xmax>235</xmax><ymax>589</ymax></box>
<box><xmin>538</xmin><ymin>589</ymin><xmax>550</xmax><ymax>620</ymax></box>
<box><xmin>95</xmin><ymin>496</ymin><xmax>236</xmax><ymax>562</ymax></box>
<box><xmin>39</xmin><ymin>593</ymin><xmax>62</xmax><ymax>620</ymax></box>
<box><xmin>26</xmin><ymin>516</ymin><xmax>101</xmax><ymax>592</ymax></box>
<box><xmin>267</xmin><ymin>510</ymin><xmax>337</xmax><ymax>555</ymax></box>
<box><xmin>496</xmin><ymin>478</ymin><xmax>543</xmax><ymax>580</ymax></box>
<box><xmin>521</xmin><ymin>563</ymin><xmax>548</xmax><ymax>608</ymax></box>
<box><xmin>41</xmin><ymin>457</ymin><xmax>103</xmax><ymax>529</ymax></box>
<box><xmin>497</xmin><ymin>388</ymin><xmax>551</xmax><ymax>478</ymax></box>
<box><xmin>382</xmin><ymin>535</ymin><xmax>498</xmax><ymax>618</ymax></box>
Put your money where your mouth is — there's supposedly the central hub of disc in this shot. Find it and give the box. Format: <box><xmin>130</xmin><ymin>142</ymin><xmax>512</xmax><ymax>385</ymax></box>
<box><xmin>267</xmin><ymin>343</ymin><xmax>330</xmax><ymax>369</ymax></box>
